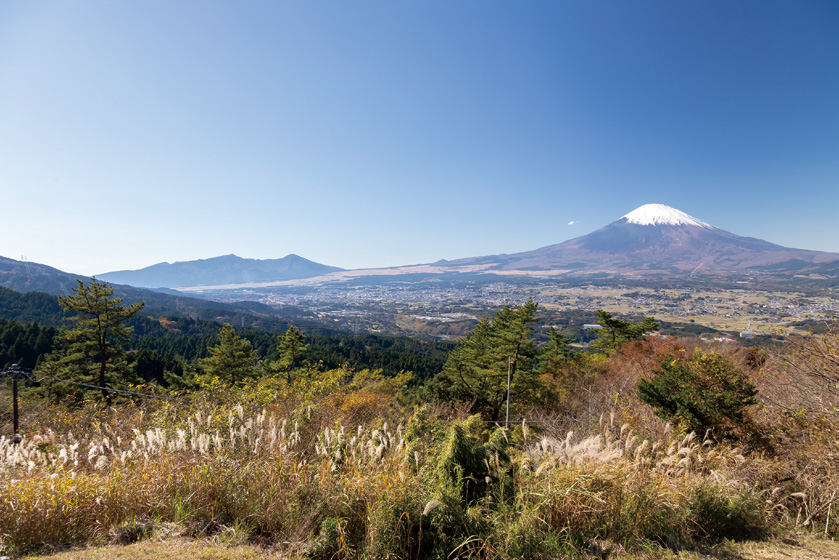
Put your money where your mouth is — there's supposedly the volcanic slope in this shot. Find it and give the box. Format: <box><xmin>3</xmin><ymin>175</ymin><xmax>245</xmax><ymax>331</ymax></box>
<box><xmin>436</xmin><ymin>204</ymin><xmax>839</xmax><ymax>277</ymax></box>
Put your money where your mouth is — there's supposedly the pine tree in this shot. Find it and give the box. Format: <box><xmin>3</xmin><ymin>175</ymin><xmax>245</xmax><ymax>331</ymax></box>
<box><xmin>590</xmin><ymin>310</ymin><xmax>659</xmax><ymax>353</ymax></box>
<box><xmin>537</xmin><ymin>326</ymin><xmax>576</xmax><ymax>378</ymax></box>
<box><xmin>37</xmin><ymin>279</ymin><xmax>144</xmax><ymax>403</ymax></box>
<box><xmin>433</xmin><ymin>299</ymin><xmax>542</xmax><ymax>421</ymax></box>
<box><xmin>272</xmin><ymin>325</ymin><xmax>308</xmax><ymax>383</ymax></box>
<box><xmin>199</xmin><ymin>323</ymin><xmax>259</xmax><ymax>386</ymax></box>
<box><xmin>638</xmin><ymin>351</ymin><xmax>758</xmax><ymax>439</ymax></box>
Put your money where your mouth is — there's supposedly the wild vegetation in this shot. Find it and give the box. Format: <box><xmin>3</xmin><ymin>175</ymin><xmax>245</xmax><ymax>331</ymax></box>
<box><xmin>0</xmin><ymin>281</ymin><xmax>837</xmax><ymax>558</ymax></box>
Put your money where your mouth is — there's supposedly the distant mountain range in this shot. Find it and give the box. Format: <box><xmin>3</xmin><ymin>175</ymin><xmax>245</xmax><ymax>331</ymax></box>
<box><xmin>4</xmin><ymin>205</ymin><xmax>839</xmax><ymax>296</ymax></box>
<box><xmin>104</xmin><ymin>204</ymin><xmax>839</xmax><ymax>290</ymax></box>
<box><xmin>0</xmin><ymin>256</ymin><xmax>87</xmax><ymax>295</ymax></box>
<box><xmin>0</xmin><ymin>256</ymin><xmax>347</xmax><ymax>335</ymax></box>
<box><xmin>98</xmin><ymin>254</ymin><xmax>343</xmax><ymax>288</ymax></box>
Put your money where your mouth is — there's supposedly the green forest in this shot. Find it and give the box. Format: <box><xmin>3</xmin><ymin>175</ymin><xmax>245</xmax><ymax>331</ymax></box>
<box><xmin>0</xmin><ymin>285</ymin><xmax>454</xmax><ymax>382</ymax></box>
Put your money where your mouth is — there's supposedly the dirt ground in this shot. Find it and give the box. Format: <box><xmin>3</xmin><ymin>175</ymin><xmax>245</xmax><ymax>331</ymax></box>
<box><xmin>12</xmin><ymin>534</ymin><xmax>839</xmax><ymax>560</ymax></box>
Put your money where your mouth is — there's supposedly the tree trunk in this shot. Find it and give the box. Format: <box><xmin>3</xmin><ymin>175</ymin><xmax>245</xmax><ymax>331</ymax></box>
<box><xmin>100</xmin><ymin>360</ymin><xmax>111</xmax><ymax>405</ymax></box>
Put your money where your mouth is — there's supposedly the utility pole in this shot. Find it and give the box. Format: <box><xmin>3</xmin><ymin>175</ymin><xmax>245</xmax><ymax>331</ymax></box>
<box><xmin>12</xmin><ymin>373</ymin><xmax>18</xmax><ymax>440</ymax></box>
<box><xmin>505</xmin><ymin>357</ymin><xmax>513</xmax><ymax>430</ymax></box>
<box><xmin>2</xmin><ymin>364</ymin><xmax>34</xmax><ymax>444</ymax></box>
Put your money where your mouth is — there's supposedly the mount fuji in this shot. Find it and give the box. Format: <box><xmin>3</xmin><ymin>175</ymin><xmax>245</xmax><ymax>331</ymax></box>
<box><xmin>436</xmin><ymin>204</ymin><xmax>839</xmax><ymax>278</ymax></box>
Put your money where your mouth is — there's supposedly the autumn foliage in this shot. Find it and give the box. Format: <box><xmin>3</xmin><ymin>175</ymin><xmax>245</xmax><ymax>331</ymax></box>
<box><xmin>1</xmin><ymin>310</ymin><xmax>837</xmax><ymax>557</ymax></box>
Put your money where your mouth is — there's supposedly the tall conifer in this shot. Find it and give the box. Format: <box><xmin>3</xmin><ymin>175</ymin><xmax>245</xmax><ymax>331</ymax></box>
<box><xmin>38</xmin><ymin>279</ymin><xmax>144</xmax><ymax>403</ymax></box>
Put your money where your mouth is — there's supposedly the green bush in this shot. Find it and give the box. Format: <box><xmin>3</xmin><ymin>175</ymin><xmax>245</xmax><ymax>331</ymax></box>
<box><xmin>638</xmin><ymin>351</ymin><xmax>758</xmax><ymax>439</ymax></box>
<box><xmin>686</xmin><ymin>483</ymin><xmax>767</xmax><ymax>543</ymax></box>
<box><xmin>310</xmin><ymin>517</ymin><xmax>344</xmax><ymax>559</ymax></box>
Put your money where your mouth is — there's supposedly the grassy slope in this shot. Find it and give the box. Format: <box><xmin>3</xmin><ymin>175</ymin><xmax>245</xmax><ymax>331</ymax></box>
<box><xmin>3</xmin><ymin>327</ymin><xmax>837</xmax><ymax>559</ymax></box>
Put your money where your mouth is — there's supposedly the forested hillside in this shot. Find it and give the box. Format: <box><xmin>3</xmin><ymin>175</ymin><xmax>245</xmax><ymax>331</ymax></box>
<box><xmin>0</xmin><ymin>286</ymin><xmax>453</xmax><ymax>379</ymax></box>
<box><xmin>0</xmin><ymin>319</ymin><xmax>57</xmax><ymax>370</ymax></box>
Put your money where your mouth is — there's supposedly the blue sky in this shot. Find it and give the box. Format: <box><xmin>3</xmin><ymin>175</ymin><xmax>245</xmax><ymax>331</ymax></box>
<box><xmin>1</xmin><ymin>1</ymin><xmax>837</xmax><ymax>275</ymax></box>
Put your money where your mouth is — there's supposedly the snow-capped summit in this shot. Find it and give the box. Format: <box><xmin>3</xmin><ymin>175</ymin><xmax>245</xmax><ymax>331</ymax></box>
<box><xmin>622</xmin><ymin>204</ymin><xmax>711</xmax><ymax>228</ymax></box>
<box><xmin>435</xmin><ymin>202</ymin><xmax>839</xmax><ymax>277</ymax></box>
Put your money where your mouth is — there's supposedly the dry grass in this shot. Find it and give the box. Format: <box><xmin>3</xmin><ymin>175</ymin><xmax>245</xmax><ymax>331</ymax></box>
<box><xmin>618</xmin><ymin>535</ymin><xmax>839</xmax><ymax>559</ymax></box>
<box><xmin>2</xmin><ymin>397</ymin><xmax>765</xmax><ymax>557</ymax></box>
<box><xmin>18</xmin><ymin>533</ymin><xmax>839</xmax><ymax>560</ymax></box>
<box><xmin>2</xmin><ymin>328</ymin><xmax>839</xmax><ymax>558</ymax></box>
<box><xmin>18</xmin><ymin>537</ymin><xmax>287</xmax><ymax>560</ymax></box>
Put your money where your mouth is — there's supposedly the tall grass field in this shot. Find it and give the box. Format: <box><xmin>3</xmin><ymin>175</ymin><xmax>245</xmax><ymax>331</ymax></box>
<box><xmin>2</xmin><ymin>330</ymin><xmax>837</xmax><ymax>558</ymax></box>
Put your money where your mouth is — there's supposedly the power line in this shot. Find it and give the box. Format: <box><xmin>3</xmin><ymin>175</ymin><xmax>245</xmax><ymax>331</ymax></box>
<box><xmin>32</xmin><ymin>375</ymin><xmax>580</xmax><ymax>420</ymax></box>
<box><xmin>475</xmin><ymin>419</ymin><xmax>579</xmax><ymax>424</ymax></box>
<box><xmin>7</xmin><ymin>368</ymin><xmax>581</xmax><ymax>423</ymax></box>
<box><xmin>36</xmin><ymin>375</ymin><xmax>175</xmax><ymax>402</ymax></box>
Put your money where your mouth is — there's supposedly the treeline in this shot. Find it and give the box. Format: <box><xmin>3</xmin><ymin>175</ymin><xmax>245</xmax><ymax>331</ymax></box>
<box><xmin>0</xmin><ymin>319</ymin><xmax>58</xmax><ymax>370</ymax></box>
<box><xmin>0</xmin><ymin>285</ymin><xmax>334</xmax><ymax>335</ymax></box>
<box><xmin>124</xmin><ymin>318</ymin><xmax>454</xmax><ymax>384</ymax></box>
<box><xmin>0</xmin><ymin>286</ymin><xmax>453</xmax><ymax>381</ymax></box>
<box><xmin>128</xmin><ymin>315</ymin><xmax>454</xmax><ymax>377</ymax></box>
<box><xmin>0</xmin><ymin>287</ymin><xmax>67</xmax><ymax>326</ymax></box>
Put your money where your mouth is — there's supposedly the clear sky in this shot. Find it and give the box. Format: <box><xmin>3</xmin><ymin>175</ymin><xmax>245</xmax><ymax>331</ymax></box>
<box><xmin>1</xmin><ymin>1</ymin><xmax>837</xmax><ymax>275</ymax></box>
